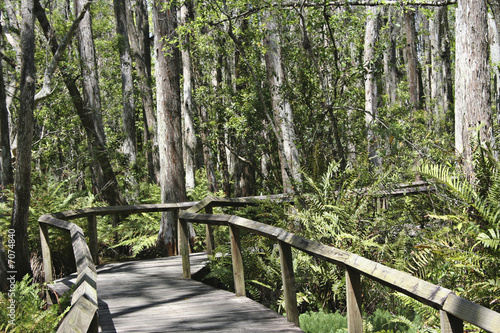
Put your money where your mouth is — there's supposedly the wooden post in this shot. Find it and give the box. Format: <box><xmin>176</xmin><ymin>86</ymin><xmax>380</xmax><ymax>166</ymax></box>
<box><xmin>87</xmin><ymin>215</ymin><xmax>99</xmax><ymax>265</ymax></box>
<box><xmin>440</xmin><ymin>310</ymin><xmax>463</xmax><ymax>333</ymax></box>
<box><xmin>346</xmin><ymin>268</ymin><xmax>363</xmax><ymax>333</ymax></box>
<box><xmin>39</xmin><ymin>223</ymin><xmax>53</xmax><ymax>303</ymax></box>
<box><xmin>205</xmin><ymin>205</ymin><xmax>214</xmax><ymax>255</ymax></box>
<box><xmin>229</xmin><ymin>225</ymin><xmax>245</xmax><ymax>296</ymax></box>
<box><xmin>178</xmin><ymin>209</ymin><xmax>191</xmax><ymax>279</ymax></box>
<box><xmin>278</xmin><ymin>241</ymin><xmax>300</xmax><ymax>327</ymax></box>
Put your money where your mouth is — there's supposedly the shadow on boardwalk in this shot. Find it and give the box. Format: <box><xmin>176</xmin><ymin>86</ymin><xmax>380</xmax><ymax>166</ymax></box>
<box><xmin>52</xmin><ymin>253</ymin><xmax>303</xmax><ymax>332</ymax></box>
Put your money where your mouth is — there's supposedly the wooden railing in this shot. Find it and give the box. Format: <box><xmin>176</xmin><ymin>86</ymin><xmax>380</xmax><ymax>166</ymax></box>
<box><xmin>38</xmin><ymin>194</ymin><xmax>500</xmax><ymax>333</ymax></box>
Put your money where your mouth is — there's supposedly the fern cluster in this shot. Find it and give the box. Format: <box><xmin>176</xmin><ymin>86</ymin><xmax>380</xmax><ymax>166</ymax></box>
<box><xmin>0</xmin><ymin>275</ymin><xmax>70</xmax><ymax>332</ymax></box>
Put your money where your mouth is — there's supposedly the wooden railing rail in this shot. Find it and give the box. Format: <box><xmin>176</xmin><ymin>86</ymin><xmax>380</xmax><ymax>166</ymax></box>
<box><xmin>38</xmin><ymin>191</ymin><xmax>498</xmax><ymax>333</ymax></box>
<box><xmin>178</xmin><ymin>197</ymin><xmax>500</xmax><ymax>333</ymax></box>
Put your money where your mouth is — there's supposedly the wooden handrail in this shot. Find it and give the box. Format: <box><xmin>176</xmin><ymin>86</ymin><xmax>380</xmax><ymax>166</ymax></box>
<box><xmin>38</xmin><ymin>193</ymin><xmax>499</xmax><ymax>333</ymax></box>
<box><xmin>178</xmin><ymin>197</ymin><xmax>500</xmax><ymax>333</ymax></box>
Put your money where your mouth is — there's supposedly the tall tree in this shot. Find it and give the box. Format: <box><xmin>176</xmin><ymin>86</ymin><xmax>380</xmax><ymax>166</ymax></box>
<box><xmin>263</xmin><ymin>12</ymin><xmax>302</xmax><ymax>193</ymax></box>
<box><xmin>429</xmin><ymin>6</ymin><xmax>452</xmax><ymax>125</ymax></box>
<box><xmin>73</xmin><ymin>0</ymin><xmax>126</xmax><ymax>206</ymax></box>
<box><xmin>125</xmin><ymin>0</ymin><xmax>159</xmax><ymax>183</ymax></box>
<box><xmin>0</xmin><ymin>24</ymin><xmax>14</xmax><ymax>188</ymax></box>
<box><xmin>404</xmin><ymin>7</ymin><xmax>423</xmax><ymax>110</ymax></box>
<box><xmin>455</xmin><ymin>0</ymin><xmax>494</xmax><ymax>177</ymax></box>
<box><xmin>11</xmin><ymin>0</ymin><xmax>35</xmax><ymax>280</ymax></box>
<box><xmin>35</xmin><ymin>0</ymin><xmax>125</xmax><ymax>207</ymax></box>
<box><xmin>383</xmin><ymin>7</ymin><xmax>399</xmax><ymax>106</ymax></box>
<box><xmin>180</xmin><ymin>1</ymin><xmax>197</xmax><ymax>192</ymax></box>
<box><xmin>364</xmin><ymin>6</ymin><xmax>381</xmax><ymax>168</ymax></box>
<box><xmin>153</xmin><ymin>0</ymin><xmax>186</xmax><ymax>255</ymax></box>
<box><xmin>114</xmin><ymin>0</ymin><xmax>137</xmax><ymax>166</ymax></box>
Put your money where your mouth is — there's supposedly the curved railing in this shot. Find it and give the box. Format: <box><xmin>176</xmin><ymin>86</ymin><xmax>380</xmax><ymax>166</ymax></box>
<box><xmin>39</xmin><ymin>195</ymin><xmax>500</xmax><ymax>333</ymax></box>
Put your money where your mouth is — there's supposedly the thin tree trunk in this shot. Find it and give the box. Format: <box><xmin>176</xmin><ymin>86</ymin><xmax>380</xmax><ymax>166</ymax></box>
<box><xmin>383</xmin><ymin>7</ymin><xmax>399</xmax><ymax>106</ymax></box>
<box><xmin>126</xmin><ymin>0</ymin><xmax>159</xmax><ymax>184</ymax></box>
<box><xmin>430</xmin><ymin>6</ymin><xmax>451</xmax><ymax>126</ymax></box>
<box><xmin>11</xmin><ymin>0</ymin><xmax>35</xmax><ymax>280</ymax></box>
<box><xmin>0</xmin><ymin>25</ymin><xmax>14</xmax><ymax>187</ymax></box>
<box><xmin>180</xmin><ymin>2</ymin><xmax>197</xmax><ymax>192</ymax></box>
<box><xmin>364</xmin><ymin>6</ymin><xmax>381</xmax><ymax>168</ymax></box>
<box><xmin>114</xmin><ymin>0</ymin><xmax>137</xmax><ymax>165</ymax></box>
<box><xmin>455</xmin><ymin>0</ymin><xmax>493</xmax><ymax>177</ymax></box>
<box><xmin>263</xmin><ymin>13</ymin><xmax>302</xmax><ymax>193</ymax></box>
<box><xmin>405</xmin><ymin>8</ymin><xmax>423</xmax><ymax>110</ymax></box>
<box><xmin>153</xmin><ymin>0</ymin><xmax>186</xmax><ymax>256</ymax></box>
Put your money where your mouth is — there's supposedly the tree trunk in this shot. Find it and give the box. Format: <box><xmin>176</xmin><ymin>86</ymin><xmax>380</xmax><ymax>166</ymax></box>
<box><xmin>263</xmin><ymin>13</ymin><xmax>302</xmax><ymax>193</ymax></box>
<box><xmin>429</xmin><ymin>6</ymin><xmax>452</xmax><ymax>126</ymax></box>
<box><xmin>11</xmin><ymin>0</ymin><xmax>35</xmax><ymax>280</ymax></box>
<box><xmin>114</xmin><ymin>0</ymin><xmax>137</xmax><ymax>166</ymax></box>
<box><xmin>364</xmin><ymin>6</ymin><xmax>381</xmax><ymax>168</ymax></box>
<box><xmin>405</xmin><ymin>8</ymin><xmax>423</xmax><ymax>110</ymax></box>
<box><xmin>180</xmin><ymin>2</ymin><xmax>197</xmax><ymax>192</ymax></box>
<box><xmin>383</xmin><ymin>7</ymin><xmax>399</xmax><ymax>106</ymax></box>
<box><xmin>126</xmin><ymin>0</ymin><xmax>159</xmax><ymax>184</ymax></box>
<box><xmin>153</xmin><ymin>0</ymin><xmax>186</xmax><ymax>256</ymax></box>
<box><xmin>35</xmin><ymin>0</ymin><xmax>126</xmax><ymax>207</ymax></box>
<box><xmin>489</xmin><ymin>12</ymin><xmax>500</xmax><ymax>135</ymax></box>
<box><xmin>455</xmin><ymin>0</ymin><xmax>493</xmax><ymax>177</ymax></box>
<box><xmin>0</xmin><ymin>27</ymin><xmax>14</xmax><ymax>187</ymax></box>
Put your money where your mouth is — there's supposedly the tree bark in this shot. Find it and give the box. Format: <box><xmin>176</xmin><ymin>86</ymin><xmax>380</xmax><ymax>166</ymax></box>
<box><xmin>383</xmin><ymin>7</ymin><xmax>399</xmax><ymax>106</ymax></box>
<box><xmin>429</xmin><ymin>6</ymin><xmax>452</xmax><ymax>126</ymax></box>
<box><xmin>126</xmin><ymin>0</ymin><xmax>159</xmax><ymax>183</ymax></box>
<box><xmin>11</xmin><ymin>0</ymin><xmax>35</xmax><ymax>280</ymax></box>
<box><xmin>405</xmin><ymin>8</ymin><xmax>423</xmax><ymax>110</ymax></box>
<box><xmin>114</xmin><ymin>0</ymin><xmax>137</xmax><ymax>165</ymax></box>
<box><xmin>263</xmin><ymin>13</ymin><xmax>302</xmax><ymax>193</ymax></box>
<box><xmin>364</xmin><ymin>6</ymin><xmax>381</xmax><ymax>168</ymax></box>
<box><xmin>0</xmin><ymin>25</ymin><xmax>14</xmax><ymax>187</ymax></box>
<box><xmin>455</xmin><ymin>0</ymin><xmax>493</xmax><ymax>177</ymax></box>
<box><xmin>180</xmin><ymin>1</ymin><xmax>197</xmax><ymax>192</ymax></box>
<box><xmin>153</xmin><ymin>0</ymin><xmax>186</xmax><ymax>256</ymax></box>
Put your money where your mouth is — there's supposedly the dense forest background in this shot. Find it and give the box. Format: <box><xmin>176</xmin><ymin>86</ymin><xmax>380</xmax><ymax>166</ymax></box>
<box><xmin>1</xmin><ymin>0</ymin><xmax>500</xmax><ymax>331</ymax></box>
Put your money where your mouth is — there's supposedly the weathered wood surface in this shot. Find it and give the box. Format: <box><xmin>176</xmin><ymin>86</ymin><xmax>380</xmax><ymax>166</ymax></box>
<box><xmin>51</xmin><ymin>253</ymin><xmax>303</xmax><ymax>332</ymax></box>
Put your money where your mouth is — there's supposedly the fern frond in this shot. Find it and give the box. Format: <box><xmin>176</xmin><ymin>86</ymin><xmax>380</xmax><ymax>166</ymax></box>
<box><xmin>476</xmin><ymin>229</ymin><xmax>500</xmax><ymax>251</ymax></box>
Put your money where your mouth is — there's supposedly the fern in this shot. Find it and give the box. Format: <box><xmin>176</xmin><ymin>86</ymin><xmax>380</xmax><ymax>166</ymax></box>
<box><xmin>476</xmin><ymin>229</ymin><xmax>500</xmax><ymax>251</ymax></box>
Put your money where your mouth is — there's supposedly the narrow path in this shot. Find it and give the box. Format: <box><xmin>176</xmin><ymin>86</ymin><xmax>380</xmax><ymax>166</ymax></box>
<box><xmin>52</xmin><ymin>253</ymin><xmax>303</xmax><ymax>332</ymax></box>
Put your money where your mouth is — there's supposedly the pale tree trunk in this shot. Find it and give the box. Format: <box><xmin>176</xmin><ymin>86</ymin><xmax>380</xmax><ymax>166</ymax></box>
<box><xmin>405</xmin><ymin>8</ymin><xmax>423</xmax><ymax>110</ymax></box>
<box><xmin>364</xmin><ymin>6</ymin><xmax>381</xmax><ymax>168</ymax></box>
<box><xmin>126</xmin><ymin>0</ymin><xmax>159</xmax><ymax>184</ymax></box>
<box><xmin>180</xmin><ymin>2</ymin><xmax>197</xmax><ymax>192</ymax></box>
<box><xmin>0</xmin><ymin>27</ymin><xmax>14</xmax><ymax>187</ymax></box>
<box><xmin>153</xmin><ymin>1</ymin><xmax>186</xmax><ymax>256</ymax></box>
<box><xmin>11</xmin><ymin>0</ymin><xmax>35</xmax><ymax>280</ymax></box>
<box><xmin>420</xmin><ymin>12</ymin><xmax>432</xmax><ymax>112</ymax></box>
<box><xmin>383</xmin><ymin>7</ymin><xmax>399</xmax><ymax>106</ymax></box>
<box><xmin>73</xmin><ymin>0</ymin><xmax>126</xmax><ymax>206</ymax></box>
<box><xmin>263</xmin><ymin>13</ymin><xmax>301</xmax><ymax>194</ymax></box>
<box><xmin>455</xmin><ymin>0</ymin><xmax>493</xmax><ymax>177</ymax></box>
<box><xmin>114</xmin><ymin>0</ymin><xmax>137</xmax><ymax>166</ymax></box>
<box><xmin>430</xmin><ymin>6</ymin><xmax>452</xmax><ymax>126</ymax></box>
<box><xmin>489</xmin><ymin>12</ymin><xmax>500</xmax><ymax>132</ymax></box>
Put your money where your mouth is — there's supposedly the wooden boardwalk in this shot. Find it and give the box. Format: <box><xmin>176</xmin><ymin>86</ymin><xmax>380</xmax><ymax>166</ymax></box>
<box><xmin>52</xmin><ymin>253</ymin><xmax>303</xmax><ymax>332</ymax></box>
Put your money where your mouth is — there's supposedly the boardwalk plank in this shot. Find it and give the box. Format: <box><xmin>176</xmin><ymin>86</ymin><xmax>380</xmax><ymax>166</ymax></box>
<box><xmin>53</xmin><ymin>253</ymin><xmax>303</xmax><ymax>332</ymax></box>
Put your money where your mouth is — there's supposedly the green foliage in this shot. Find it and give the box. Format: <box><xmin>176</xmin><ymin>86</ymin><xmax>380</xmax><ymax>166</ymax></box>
<box><xmin>0</xmin><ymin>275</ymin><xmax>70</xmax><ymax>332</ymax></box>
<box><xmin>299</xmin><ymin>311</ymin><xmax>347</xmax><ymax>333</ymax></box>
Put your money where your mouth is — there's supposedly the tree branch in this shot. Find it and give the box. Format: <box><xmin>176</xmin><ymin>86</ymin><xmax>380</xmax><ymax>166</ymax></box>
<box><xmin>34</xmin><ymin>0</ymin><xmax>92</xmax><ymax>103</ymax></box>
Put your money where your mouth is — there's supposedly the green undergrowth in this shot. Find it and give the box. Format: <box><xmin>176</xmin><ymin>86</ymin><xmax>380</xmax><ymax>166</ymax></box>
<box><xmin>0</xmin><ymin>275</ymin><xmax>71</xmax><ymax>333</ymax></box>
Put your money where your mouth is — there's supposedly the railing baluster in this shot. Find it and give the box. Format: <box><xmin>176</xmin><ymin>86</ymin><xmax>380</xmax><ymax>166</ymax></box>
<box><xmin>278</xmin><ymin>241</ymin><xmax>299</xmax><ymax>326</ymax></box>
<box><xmin>87</xmin><ymin>214</ymin><xmax>99</xmax><ymax>265</ymax></box>
<box><xmin>229</xmin><ymin>225</ymin><xmax>245</xmax><ymax>296</ymax></box>
<box><xmin>178</xmin><ymin>208</ymin><xmax>191</xmax><ymax>279</ymax></box>
<box><xmin>440</xmin><ymin>310</ymin><xmax>463</xmax><ymax>333</ymax></box>
<box><xmin>205</xmin><ymin>205</ymin><xmax>214</xmax><ymax>255</ymax></box>
<box><xmin>346</xmin><ymin>267</ymin><xmax>363</xmax><ymax>333</ymax></box>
